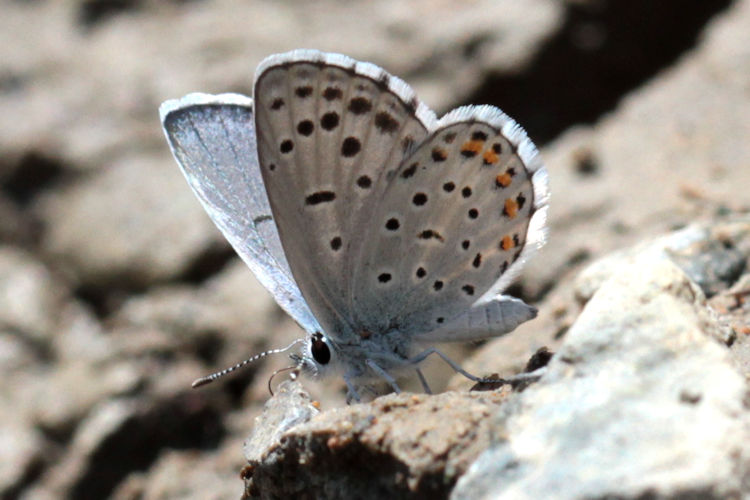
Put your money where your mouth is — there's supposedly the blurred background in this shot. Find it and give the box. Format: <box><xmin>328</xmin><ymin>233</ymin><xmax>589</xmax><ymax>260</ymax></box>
<box><xmin>1</xmin><ymin>0</ymin><xmax>747</xmax><ymax>498</ymax></box>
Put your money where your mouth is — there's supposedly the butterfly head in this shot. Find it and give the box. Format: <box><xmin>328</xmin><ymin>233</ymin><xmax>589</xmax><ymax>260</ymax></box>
<box><xmin>293</xmin><ymin>331</ymin><xmax>340</xmax><ymax>378</ymax></box>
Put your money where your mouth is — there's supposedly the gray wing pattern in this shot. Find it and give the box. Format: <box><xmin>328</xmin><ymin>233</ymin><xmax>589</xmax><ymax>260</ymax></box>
<box><xmin>160</xmin><ymin>93</ymin><xmax>321</xmax><ymax>335</ymax></box>
<box><xmin>352</xmin><ymin>105</ymin><xmax>549</xmax><ymax>337</ymax></box>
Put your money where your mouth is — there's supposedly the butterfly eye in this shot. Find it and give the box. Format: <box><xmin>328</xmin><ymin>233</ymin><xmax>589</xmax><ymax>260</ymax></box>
<box><xmin>310</xmin><ymin>333</ymin><xmax>331</xmax><ymax>365</ymax></box>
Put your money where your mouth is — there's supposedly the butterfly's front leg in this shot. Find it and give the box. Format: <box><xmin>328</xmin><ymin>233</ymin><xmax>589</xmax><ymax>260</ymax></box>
<box><xmin>415</xmin><ymin>367</ymin><xmax>432</xmax><ymax>394</ymax></box>
<box><xmin>343</xmin><ymin>372</ymin><xmax>362</xmax><ymax>404</ymax></box>
<box><xmin>365</xmin><ymin>358</ymin><xmax>402</xmax><ymax>394</ymax></box>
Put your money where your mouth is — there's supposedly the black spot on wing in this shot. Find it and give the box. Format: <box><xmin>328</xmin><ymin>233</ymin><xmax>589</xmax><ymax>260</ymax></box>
<box><xmin>357</xmin><ymin>175</ymin><xmax>372</xmax><ymax>189</ymax></box>
<box><xmin>321</xmin><ymin>112</ymin><xmax>340</xmax><ymax>131</ymax></box>
<box><xmin>378</xmin><ymin>272</ymin><xmax>392</xmax><ymax>283</ymax></box>
<box><xmin>418</xmin><ymin>229</ymin><xmax>444</xmax><ymax>242</ymax></box>
<box><xmin>472</xmin><ymin>253</ymin><xmax>482</xmax><ymax>268</ymax></box>
<box><xmin>323</xmin><ymin>87</ymin><xmax>343</xmax><ymax>100</ymax></box>
<box><xmin>401</xmin><ymin>162</ymin><xmax>417</xmax><ymax>179</ymax></box>
<box><xmin>431</xmin><ymin>148</ymin><xmax>447</xmax><ymax>162</ymax></box>
<box><xmin>271</xmin><ymin>98</ymin><xmax>284</xmax><ymax>110</ymax></box>
<box><xmin>348</xmin><ymin>97</ymin><xmax>372</xmax><ymax>115</ymax></box>
<box><xmin>375</xmin><ymin>112</ymin><xmax>399</xmax><ymax>133</ymax></box>
<box><xmin>412</xmin><ymin>193</ymin><xmax>427</xmax><ymax>206</ymax></box>
<box><xmin>297</xmin><ymin>120</ymin><xmax>314</xmax><ymax>136</ymax></box>
<box><xmin>306</xmin><ymin>191</ymin><xmax>336</xmax><ymax>205</ymax></box>
<box><xmin>385</xmin><ymin>218</ymin><xmax>400</xmax><ymax>231</ymax></box>
<box><xmin>341</xmin><ymin>137</ymin><xmax>361</xmax><ymax>157</ymax></box>
<box><xmin>517</xmin><ymin>192</ymin><xmax>527</xmax><ymax>209</ymax></box>
<box><xmin>280</xmin><ymin>140</ymin><xmax>294</xmax><ymax>153</ymax></box>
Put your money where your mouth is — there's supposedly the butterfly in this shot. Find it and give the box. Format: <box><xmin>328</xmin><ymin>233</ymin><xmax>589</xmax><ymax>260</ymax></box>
<box><xmin>160</xmin><ymin>49</ymin><xmax>549</xmax><ymax>401</ymax></box>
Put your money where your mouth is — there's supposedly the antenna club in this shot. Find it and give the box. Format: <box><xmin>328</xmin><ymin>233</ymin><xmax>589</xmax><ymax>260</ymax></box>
<box><xmin>191</xmin><ymin>377</ymin><xmax>214</xmax><ymax>388</ymax></box>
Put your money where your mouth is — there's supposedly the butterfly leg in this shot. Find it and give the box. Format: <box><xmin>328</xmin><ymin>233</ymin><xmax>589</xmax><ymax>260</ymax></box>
<box><xmin>408</xmin><ymin>347</ymin><xmax>546</xmax><ymax>386</ymax></box>
<box><xmin>408</xmin><ymin>346</ymin><xmax>489</xmax><ymax>383</ymax></box>
<box><xmin>415</xmin><ymin>368</ymin><xmax>432</xmax><ymax>394</ymax></box>
<box><xmin>365</xmin><ymin>359</ymin><xmax>402</xmax><ymax>394</ymax></box>
<box><xmin>344</xmin><ymin>374</ymin><xmax>362</xmax><ymax>403</ymax></box>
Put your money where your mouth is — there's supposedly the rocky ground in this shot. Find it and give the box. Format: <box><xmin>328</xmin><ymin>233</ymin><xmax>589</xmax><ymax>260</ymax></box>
<box><xmin>1</xmin><ymin>1</ymin><xmax>748</xmax><ymax>499</ymax></box>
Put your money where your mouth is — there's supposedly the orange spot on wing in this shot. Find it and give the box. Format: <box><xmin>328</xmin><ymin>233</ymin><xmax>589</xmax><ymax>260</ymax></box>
<box><xmin>483</xmin><ymin>150</ymin><xmax>499</xmax><ymax>164</ymax></box>
<box><xmin>495</xmin><ymin>173</ymin><xmax>512</xmax><ymax>188</ymax></box>
<box><xmin>461</xmin><ymin>140</ymin><xmax>484</xmax><ymax>154</ymax></box>
<box><xmin>500</xmin><ymin>235</ymin><xmax>515</xmax><ymax>250</ymax></box>
<box><xmin>503</xmin><ymin>198</ymin><xmax>519</xmax><ymax>218</ymax></box>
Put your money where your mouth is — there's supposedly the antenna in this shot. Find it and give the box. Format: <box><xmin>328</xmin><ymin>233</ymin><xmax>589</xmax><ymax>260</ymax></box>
<box><xmin>191</xmin><ymin>338</ymin><xmax>305</xmax><ymax>388</ymax></box>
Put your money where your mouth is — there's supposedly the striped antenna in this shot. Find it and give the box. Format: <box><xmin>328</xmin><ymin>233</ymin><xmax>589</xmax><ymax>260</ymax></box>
<box><xmin>191</xmin><ymin>338</ymin><xmax>306</xmax><ymax>388</ymax></box>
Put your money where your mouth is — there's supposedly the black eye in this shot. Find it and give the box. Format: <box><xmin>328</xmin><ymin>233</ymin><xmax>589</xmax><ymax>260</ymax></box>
<box><xmin>310</xmin><ymin>333</ymin><xmax>331</xmax><ymax>365</ymax></box>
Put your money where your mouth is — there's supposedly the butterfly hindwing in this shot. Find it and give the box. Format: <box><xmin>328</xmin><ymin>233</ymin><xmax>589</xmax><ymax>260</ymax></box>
<box><xmin>413</xmin><ymin>296</ymin><xmax>537</xmax><ymax>342</ymax></box>
<box><xmin>352</xmin><ymin>106</ymin><xmax>548</xmax><ymax>336</ymax></box>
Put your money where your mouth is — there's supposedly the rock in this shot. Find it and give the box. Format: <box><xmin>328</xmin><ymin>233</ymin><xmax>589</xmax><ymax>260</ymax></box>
<box><xmin>521</xmin><ymin>0</ymin><xmax>750</xmax><ymax>298</ymax></box>
<box><xmin>669</xmin><ymin>239</ymin><xmax>746</xmax><ymax>298</ymax></box>
<box><xmin>0</xmin><ymin>330</ymin><xmax>35</xmax><ymax>374</ymax></box>
<box><xmin>23</xmin><ymin>394</ymin><xmax>227</xmax><ymax>500</ymax></box>
<box><xmin>0</xmin><ymin>417</ymin><xmax>44</xmax><ymax>498</ymax></box>
<box><xmin>457</xmin><ymin>216</ymin><xmax>750</xmax><ymax>391</ymax></box>
<box><xmin>114</xmin><ymin>259</ymin><xmax>278</xmax><ymax>344</ymax></box>
<box><xmin>36</xmin><ymin>154</ymin><xmax>221</xmax><ymax>288</ymax></box>
<box><xmin>452</xmin><ymin>241</ymin><xmax>749</xmax><ymax>499</ymax></box>
<box><xmin>0</xmin><ymin>246</ymin><xmax>70</xmax><ymax>345</ymax></box>
<box><xmin>243</xmin><ymin>379</ymin><xmax>320</xmax><ymax>465</ymax></box>
<box><xmin>111</xmin><ymin>446</ymin><xmax>246</xmax><ymax>500</ymax></box>
<box><xmin>0</xmin><ymin>192</ymin><xmax>36</xmax><ymax>244</ymax></box>
<box><xmin>19</xmin><ymin>399</ymin><xmax>139</xmax><ymax>499</ymax></box>
<box><xmin>243</xmin><ymin>386</ymin><xmax>509</xmax><ymax>499</ymax></box>
<box><xmin>573</xmin><ymin>222</ymin><xmax>748</xmax><ymax>305</ymax></box>
<box><xmin>0</xmin><ymin>1</ymin><xmax>561</xmax><ymax>174</ymax></box>
<box><xmin>112</xmin><ymin>259</ymin><xmax>308</xmax><ymax>401</ymax></box>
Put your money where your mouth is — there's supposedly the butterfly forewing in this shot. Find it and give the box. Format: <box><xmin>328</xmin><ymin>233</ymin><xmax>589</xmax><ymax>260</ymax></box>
<box><xmin>160</xmin><ymin>94</ymin><xmax>321</xmax><ymax>334</ymax></box>
<box><xmin>352</xmin><ymin>106</ymin><xmax>548</xmax><ymax>336</ymax></box>
<box><xmin>254</xmin><ymin>51</ymin><xmax>435</xmax><ymax>339</ymax></box>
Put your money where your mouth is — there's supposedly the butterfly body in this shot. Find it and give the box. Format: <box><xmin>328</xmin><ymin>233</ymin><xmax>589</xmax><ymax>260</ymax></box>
<box><xmin>160</xmin><ymin>50</ymin><xmax>548</xmax><ymax>398</ymax></box>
